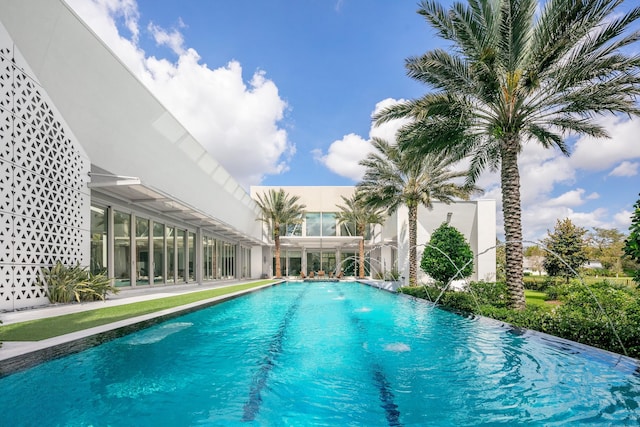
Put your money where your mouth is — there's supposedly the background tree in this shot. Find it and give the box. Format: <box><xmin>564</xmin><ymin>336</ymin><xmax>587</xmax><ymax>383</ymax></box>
<box><xmin>375</xmin><ymin>0</ymin><xmax>640</xmax><ymax>309</ymax></box>
<box><xmin>524</xmin><ymin>246</ymin><xmax>544</xmax><ymax>257</ymax></box>
<box><xmin>524</xmin><ymin>245</ymin><xmax>545</xmax><ymax>275</ymax></box>
<box><xmin>495</xmin><ymin>239</ymin><xmax>506</xmax><ymax>282</ymax></box>
<box><xmin>335</xmin><ymin>193</ymin><xmax>385</xmax><ymax>278</ymax></box>
<box><xmin>358</xmin><ymin>137</ymin><xmax>480</xmax><ymax>286</ymax></box>
<box><xmin>421</xmin><ymin>223</ymin><xmax>474</xmax><ymax>285</ymax></box>
<box><xmin>543</xmin><ymin>218</ymin><xmax>588</xmax><ymax>283</ymax></box>
<box><xmin>585</xmin><ymin>227</ymin><xmax>626</xmax><ymax>274</ymax></box>
<box><xmin>255</xmin><ymin>189</ymin><xmax>306</xmax><ymax>278</ymax></box>
<box><xmin>624</xmin><ymin>193</ymin><xmax>640</xmax><ymax>284</ymax></box>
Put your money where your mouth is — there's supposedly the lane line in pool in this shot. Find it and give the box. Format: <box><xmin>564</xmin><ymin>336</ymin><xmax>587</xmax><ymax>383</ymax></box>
<box><xmin>334</xmin><ymin>284</ymin><xmax>403</xmax><ymax>426</ymax></box>
<box><xmin>242</xmin><ymin>285</ymin><xmax>310</xmax><ymax>422</ymax></box>
<box><xmin>372</xmin><ymin>363</ymin><xmax>402</xmax><ymax>426</ymax></box>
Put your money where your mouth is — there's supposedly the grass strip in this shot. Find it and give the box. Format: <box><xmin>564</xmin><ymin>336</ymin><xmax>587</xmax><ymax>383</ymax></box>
<box><xmin>0</xmin><ymin>280</ymin><xmax>276</xmax><ymax>342</ymax></box>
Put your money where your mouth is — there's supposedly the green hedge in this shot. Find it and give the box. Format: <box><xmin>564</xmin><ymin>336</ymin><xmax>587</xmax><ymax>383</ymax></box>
<box><xmin>399</xmin><ymin>281</ymin><xmax>640</xmax><ymax>359</ymax></box>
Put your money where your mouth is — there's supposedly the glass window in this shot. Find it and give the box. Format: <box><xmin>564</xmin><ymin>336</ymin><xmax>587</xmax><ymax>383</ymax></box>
<box><xmin>188</xmin><ymin>232</ymin><xmax>196</xmax><ymax>281</ymax></box>
<box><xmin>136</xmin><ymin>217</ymin><xmax>149</xmax><ymax>285</ymax></box>
<box><xmin>208</xmin><ymin>237</ymin><xmax>216</xmax><ymax>280</ymax></box>
<box><xmin>114</xmin><ymin>211</ymin><xmax>131</xmax><ymax>287</ymax></box>
<box><xmin>167</xmin><ymin>227</ymin><xmax>175</xmax><ymax>283</ymax></box>
<box><xmin>203</xmin><ymin>236</ymin><xmax>210</xmax><ymax>280</ymax></box>
<box><xmin>365</xmin><ymin>224</ymin><xmax>373</xmax><ymax>240</ymax></box>
<box><xmin>305</xmin><ymin>213</ymin><xmax>321</xmax><ymax>236</ymax></box>
<box><xmin>307</xmin><ymin>251</ymin><xmax>321</xmax><ymax>273</ymax></box>
<box><xmin>322</xmin><ymin>213</ymin><xmax>337</xmax><ymax>236</ymax></box>
<box><xmin>241</xmin><ymin>247</ymin><xmax>251</xmax><ymax>278</ymax></box>
<box><xmin>177</xmin><ymin>229</ymin><xmax>186</xmax><ymax>282</ymax></box>
<box><xmin>287</xmin><ymin>250</ymin><xmax>301</xmax><ymax>276</ymax></box>
<box><xmin>340</xmin><ymin>251</ymin><xmax>357</xmax><ymax>276</ymax></box>
<box><xmin>221</xmin><ymin>242</ymin><xmax>235</xmax><ymax>279</ymax></box>
<box><xmin>90</xmin><ymin>206</ymin><xmax>107</xmax><ymax>275</ymax></box>
<box><xmin>321</xmin><ymin>251</ymin><xmax>337</xmax><ymax>274</ymax></box>
<box><xmin>153</xmin><ymin>222</ymin><xmax>164</xmax><ymax>284</ymax></box>
<box><xmin>286</xmin><ymin>223</ymin><xmax>302</xmax><ymax>236</ymax></box>
<box><xmin>215</xmin><ymin>239</ymin><xmax>221</xmax><ymax>279</ymax></box>
<box><xmin>229</xmin><ymin>243</ymin><xmax>236</xmax><ymax>278</ymax></box>
<box><xmin>340</xmin><ymin>222</ymin><xmax>356</xmax><ymax>237</ymax></box>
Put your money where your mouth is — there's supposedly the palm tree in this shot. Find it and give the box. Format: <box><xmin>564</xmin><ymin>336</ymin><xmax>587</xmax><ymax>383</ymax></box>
<box><xmin>255</xmin><ymin>189</ymin><xmax>306</xmax><ymax>278</ymax></box>
<box><xmin>358</xmin><ymin>137</ymin><xmax>481</xmax><ymax>286</ymax></box>
<box><xmin>335</xmin><ymin>192</ymin><xmax>386</xmax><ymax>278</ymax></box>
<box><xmin>375</xmin><ymin>0</ymin><xmax>640</xmax><ymax>309</ymax></box>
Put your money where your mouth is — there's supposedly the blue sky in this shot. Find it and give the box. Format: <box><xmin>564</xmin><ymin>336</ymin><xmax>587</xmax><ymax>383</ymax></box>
<box><xmin>66</xmin><ymin>0</ymin><xmax>640</xmax><ymax>242</ymax></box>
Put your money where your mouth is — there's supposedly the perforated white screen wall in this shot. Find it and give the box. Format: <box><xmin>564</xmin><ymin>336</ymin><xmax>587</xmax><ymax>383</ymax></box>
<box><xmin>0</xmin><ymin>42</ymin><xmax>90</xmax><ymax>311</ymax></box>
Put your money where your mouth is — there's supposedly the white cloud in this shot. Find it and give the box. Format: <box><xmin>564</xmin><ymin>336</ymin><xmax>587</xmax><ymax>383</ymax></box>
<box><xmin>313</xmin><ymin>134</ymin><xmax>374</xmax><ymax>181</ymax></box>
<box><xmin>567</xmin><ymin>208</ymin><xmax>610</xmax><ymax>229</ymax></box>
<box><xmin>66</xmin><ymin>0</ymin><xmax>292</xmax><ymax>188</ymax></box>
<box><xmin>314</xmin><ymin>98</ymin><xmax>410</xmax><ymax>181</ymax></box>
<box><xmin>544</xmin><ymin>189</ymin><xmax>589</xmax><ymax>208</ymax></box>
<box><xmin>570</xmin><ymin>115</ymin><xmax>640</xmax><ymax>171</ymax></box>
<box><xmin>148</xmin><ymin>22</ymin><xmax>185</xmax><ymax>55</ymax></box>
<box><xmin>609</xmin><ymin>160</ymin><xmax>639</xmax><ymax>177</ymax></box>
<box><xmin>614</xmin><ymin>209</ymin><xmax>633</xmax><ymax>230</ymax></box>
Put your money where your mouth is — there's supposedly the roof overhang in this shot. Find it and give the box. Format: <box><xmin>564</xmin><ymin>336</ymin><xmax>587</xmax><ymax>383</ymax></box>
<box><xmin>89</xmin><ymin>172</ymin><xmax>263</xmax><ymax>246</ymax></box>
<box><xmin>279</xmin><ymin>236</ymin><xmax>363</xmax><ymax>250</ymax></box>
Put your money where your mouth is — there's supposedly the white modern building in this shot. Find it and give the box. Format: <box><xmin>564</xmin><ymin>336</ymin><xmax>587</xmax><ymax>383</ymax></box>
<box><xmin>0</xmin><ymin>0</ymin><xmax>495</xmax><ymax>312</ymax></box>
<box><xmin>251</xmin><ymin>186</ymin><xmax>496</xmax><ymax>285</ymax></box>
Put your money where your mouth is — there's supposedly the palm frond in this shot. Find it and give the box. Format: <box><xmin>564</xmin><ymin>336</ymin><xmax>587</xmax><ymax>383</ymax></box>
<box><xmin>497</xmin><ymin>0</ymin><xmax>536</xmax><ymax>71</ymax></box>
<box><xmin>525</xmin><ymin>123</ymin><xmax>568</xmax><ymax>153</ymax></box>
<box><xmin>529</xmin><ymin>0</ymin><xmax>624</xmax><ymax>80</ymax></box>
<box><xmin>417</xmin><ymin>0</ymin><xmax>458</xmax><ymax>43</ymax></box>
<box><xmin>254</xmin><ymin>189</ymin><xmax>306</xmax><ymax>238</ymax></box>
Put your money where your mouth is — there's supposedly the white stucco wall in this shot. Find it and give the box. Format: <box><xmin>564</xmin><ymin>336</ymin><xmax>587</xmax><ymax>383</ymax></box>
<box><xmin>395</xmin><ymin>200</ymin><xmax>497</xmax><ymax>284</ymax></box>
<box><xmin>0</xmin><ymin>21</ymin><xmax>91</xmax><ymax>310</ymax></box>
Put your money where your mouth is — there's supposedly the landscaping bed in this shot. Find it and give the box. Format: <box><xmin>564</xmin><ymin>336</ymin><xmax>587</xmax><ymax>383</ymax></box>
<box><xmin>399</xmin><ymin>280</ymin><xmax>640</xmax><ymax>359</ymax></box>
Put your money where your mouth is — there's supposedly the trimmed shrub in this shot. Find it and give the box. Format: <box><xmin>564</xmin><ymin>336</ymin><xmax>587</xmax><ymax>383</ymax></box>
<box><xmin>38</xmin><ymin>261</ymin><xmax>119</xmax><ymax>304</ymax></box>
<box><xmin>421</xmin><ymin>223</ymin><xmax>474</xmax><ymax>285</ymax></box>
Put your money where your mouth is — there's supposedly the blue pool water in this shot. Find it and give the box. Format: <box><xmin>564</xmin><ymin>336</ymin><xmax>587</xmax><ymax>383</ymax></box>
<box><xmin>2</xmin><ymin>281</ymin><xmax>639</xmax><ymax>426</ymax></box>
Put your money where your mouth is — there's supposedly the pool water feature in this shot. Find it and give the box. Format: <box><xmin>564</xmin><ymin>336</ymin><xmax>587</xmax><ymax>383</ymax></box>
<box><xmin>1</xmin><ymin>281</ymin><xmax>639</xmax><ymax>426</ymax></box>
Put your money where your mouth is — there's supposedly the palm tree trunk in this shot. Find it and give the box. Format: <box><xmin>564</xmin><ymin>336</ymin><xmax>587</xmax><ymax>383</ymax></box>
<box><xmin>501</xmin><ymin>141</ymin><xmax>525</xmax><ymax>309</ymax></box>
<box><xmin>274</xmin><ymin>231</ymin><xmax>282</xmax><ymax>278</ymax></box>
<box><xmin>408</xmin><ymin>204</ymin><xmax>418</xmax><ymax>286</ymax></box>
<box><xmin>358</xmin><ymin>224</ymin><xmax>365</xmax><ymax>278</ymax></box>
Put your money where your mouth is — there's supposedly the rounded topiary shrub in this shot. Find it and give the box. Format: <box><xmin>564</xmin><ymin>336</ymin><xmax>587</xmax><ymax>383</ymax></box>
<box><xmin>421</xmin><ymin>223</ymin><xmax>474</xmax><ymax>285</ymax></box>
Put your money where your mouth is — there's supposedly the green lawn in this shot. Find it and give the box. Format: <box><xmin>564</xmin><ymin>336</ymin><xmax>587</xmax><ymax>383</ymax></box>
<box><xmin>0</xmin><ymin>280</ymin><xmax>277</xmax><ymax>342</ymax></box>
<box><xmin>525</xmin><ymin>275</ymin><xmax>634</xmax><ymax>287</ymax></box>
<box><xmin>524</xmin><ymin>289</ymin><xmax>550</xmax><ymax>307</ymax></box>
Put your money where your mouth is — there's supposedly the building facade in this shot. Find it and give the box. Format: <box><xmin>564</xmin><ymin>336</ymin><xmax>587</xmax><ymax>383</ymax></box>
<box><xmin>0</xmin><ymin>0</ymin><xmax>265</xmax><ymax>311</ymax></box>
<box><xmin>251</xmin><ymin>186</ymin><xmax>496</xmax><ymax>284</ymax></box>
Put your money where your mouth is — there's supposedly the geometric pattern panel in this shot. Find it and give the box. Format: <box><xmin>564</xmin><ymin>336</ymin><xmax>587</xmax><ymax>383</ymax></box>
<box><xmin>0</xmin><ymin>42</ymin><xmax>90</xmax><ymax>311</ymax></box>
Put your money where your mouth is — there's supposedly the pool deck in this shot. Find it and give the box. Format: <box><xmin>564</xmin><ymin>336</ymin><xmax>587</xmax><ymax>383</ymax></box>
<box><xmin>0</xmin><ymin>279</ymin><xmax>280</xmax><ymax>376</ymax></box>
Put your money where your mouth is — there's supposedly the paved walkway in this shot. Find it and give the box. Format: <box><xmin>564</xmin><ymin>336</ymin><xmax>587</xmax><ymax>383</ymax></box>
<box><xmin>0</xmin><ymin>279</ymin><xmax>276</xmax><ymax>372</ymax></box>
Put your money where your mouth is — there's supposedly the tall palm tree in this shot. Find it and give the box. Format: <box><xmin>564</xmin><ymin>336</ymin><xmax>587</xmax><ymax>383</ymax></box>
<box><xmin>375</xmin><ymin>0</ymin><xmax>640</xmax><ymax>309</ymax></box>
<box><xmin>335</xmin><ymin>192</ymin><xmax>386</xmax><ymax>278</ymax></box>
<box><xmin>255</xmin><ymin>189</ymin><xmax>306</xmax><ymax>278</ymax></box>
<box><xmin>358</xmin><ymin>137</ymin><xmax>481</xmax><ymax>286</ymax></box>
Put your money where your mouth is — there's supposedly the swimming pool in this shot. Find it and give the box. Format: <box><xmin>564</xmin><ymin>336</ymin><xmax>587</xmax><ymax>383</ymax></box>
<box><xmin>1</xmin><ymin>281</ymin><xmax>639</xmax><ymax>425</ymax></box>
